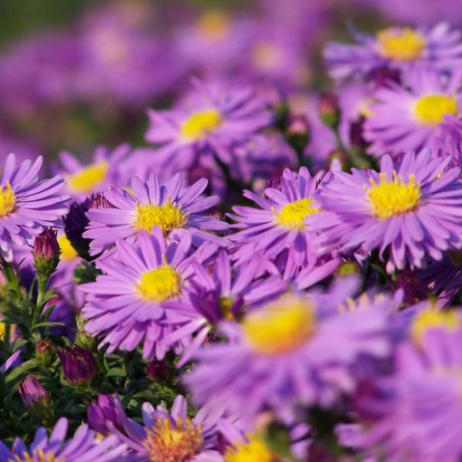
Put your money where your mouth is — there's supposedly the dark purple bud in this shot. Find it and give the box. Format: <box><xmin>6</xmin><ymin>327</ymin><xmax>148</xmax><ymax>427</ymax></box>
<box><xmin>33</xmin><ymin>228</ymin><xmax>60</xmax><ymax>277</ymax></box>
<box><xmin>88</xmin><ymin>192</ymin><xmax>112</xmax><ymax>210</ymax></box>
<box><xmin>318</xmin><ymin>92</ymin><xmax>340</xmax><ymax>128</ymax></box>
<box><xmin>266</xmin><ymin>167</ymin><xmax>284</xmax><ymax>190</ymax></box>
<box><xmin>18</xmin><ymin>376</ymin><xmax>50</xmax><ymax>409</ymax></box>
<box><xmin>64</xmin><ymin>201</ymin><xmax>91</xmax><ymax>261</ymax></box>
<box><xmin>392</xmin><ymin>270</ymin><xmax>428</xmax><ymax>306</ymax></box>
<box><xmin>146</xmin><ymin>359</ymin><xmax>169</xmax><ymax>381</ymax></box>
<box><xmin>87</xmin><ymin>394</ymin><xmax>125</xmax><ymax>435</ymax></box>
<box><xmin>58</xmin><ymin>345</ymin><xmax>97</xmax><ymax>385</ymax></box>
<box><xmin>368</xmin><ymin>66</ymin><xmax>401</xmax><ymax>88</ymax></box>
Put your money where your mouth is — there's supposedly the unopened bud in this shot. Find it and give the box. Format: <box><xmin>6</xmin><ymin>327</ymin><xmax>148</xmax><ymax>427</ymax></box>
<box><xmin>318</xmin><ymin>92</ymin><xmax>340</xmax><ymax>129</ymax></box>
<box><xmin>33</xmin><ymin>228</ymin><xmax>60</xmax><ymax>278</ymax></box>
<box><xmin>58</xmin><ymin>346</ymin><xmax>97</xmax><ymax>385</ymax></box>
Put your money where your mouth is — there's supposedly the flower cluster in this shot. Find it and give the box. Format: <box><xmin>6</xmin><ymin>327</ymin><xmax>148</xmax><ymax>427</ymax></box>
<box><xmin>4</xmin><ymin>1</ymin><xmax>462</xmax><ymax>461</ymax></box>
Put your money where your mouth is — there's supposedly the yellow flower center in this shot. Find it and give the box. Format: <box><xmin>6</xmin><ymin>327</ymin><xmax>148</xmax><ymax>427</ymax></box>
<box><xmin>224</xmin><ymin>435</ymin><xmax>276</xmax><ymax>462</ymax></box>
<box><xmin>181</xmin><ymin>110</ymin><xmax>222</xmax><ymax>141</ymax></box>
<box><xmin>14</xmin><ymin>450</ymin><xmax>64</xmax><ymax>462</ymax></box>
<box><xmin>0</xmin><ymin>183</ymin><xmax>16</xmax><ymax>217</ymax></box>
<box><xmin>413</xmin><ymin>94</ymin><xmax>458</xmax><ymax>126</ymax></box>
<box><xmin>144</xmin><ymin>418</ymin><xmax>203</xmax><ymax>462</ymax></box>
<box><xmin>197</xmin><ymin>11</ymin><xmax>230</xmax><ymax>40</ymax></box>
<box><xmin>0</xmin><ymin>321</ymin><xmax>5</xmax><ymax>341</ymax></box>
<box><xmin>243</xmin><ymin>297</ymin><xmax>315</xmax><ymax>355</ymax></box>
<box><xmin>136</xmin><ymin>263</ymin><xmax>182</xmax><ymax>302</ymax></box>
<box><xmin>367</xmin><ymin>172</ymin><xmax>421</xmax><ymax>220</ymax></box>
<box><xmin>252</xmin><ymin>42</ymin><xmax>280</xmax><ymax>71</ymax></box>
<box><xmin>67</xmin><ymin>162</ymin><xmax>108</xmax><ymax>194</ymax></box>
<box><xmin>411</xmin><ymin>306</ymin><xmax>460</xmax><ymax>344</ymax></box>
<box><xmin>377</xmin><ymin>27</ymin><xmax>426</xmax><ymax>61</ymax></box>
<box><xmin>274</xmin><ymin>198</ymin><xmax>320</xmax><ymax>230</ymax></box>
<box><xmin>134</xmin><ymin>200</ymin><xmax>188</xmax><ymax>234</ymax></box>
<box><xmin>57</xmin><ymin>235</ymin><xmax>78</xmax><ymax>261</ymax></box>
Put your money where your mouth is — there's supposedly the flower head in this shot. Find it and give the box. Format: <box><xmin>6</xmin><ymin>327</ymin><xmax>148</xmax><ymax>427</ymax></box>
<box><xmin>84</xmin><ymin>173</ymin><xmax>227</xmax><ymax>256</ymax></box>
<box><xmin>0</xmin><ymin>154</ymin><xmax>69</xmax><ymax>261</ymax></box>
<box><xmin>316</xmin><ymin>150</ymin><xmax>462</xmax><ymax>273</ymax></box>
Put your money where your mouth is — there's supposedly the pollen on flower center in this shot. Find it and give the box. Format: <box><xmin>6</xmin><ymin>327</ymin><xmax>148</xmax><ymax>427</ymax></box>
<box><xmin>181</xmin><ymin>110</ymin><xmax>222</xmax><ymax>140</ymax></box>
<box><xmin>67</xmin><ymin>162</ymin><xmax>108</xmax><ymax>194</ymax></box>
<box><xmin>411</xmin><ymin>306</ymin><xmax>460</xmax><ymax>344</ymax></box>
<box><xmin>137</xmin><ymin>264</ymin><xmax>182</xmax><ymax>302</ymax></box>
<box><xmin>224</xmin><ymin>434</ymin><xmax>276</xmax><ymax>462</ymax></box>
<box><xmin>144</xmin><ymin>418</ymin><xmax>203</xmax><ymax>462</ymax></box>
<box><xmin>0</xmin><ymin>183</ymin><xmax>16</xmax><ymax>218</ymax></box>
<box><xmin>243</xmin><ymin>297</ymin><xmax>316</xmax><ymax>355</ymax></box>
<box><xmin>197</xmin><ymin>11</ymin><xmax>230</xmax><ymax>40</ymax></box>
<box><xmin>134</xmin><ymin>200</ymin><xmax>188</xmax><ymax>234</ymax></box>
<box><xmin>413</xmin><ymin>94</ymin><xmax>458</xmax><ymax>126</ymax></box>
<box><xmin>57</xmin><ymin>235</ymin><xmax>78</xmax><ymax>261</ymax></box>
<box><xmin>376</xmin><ymin>27</ymin><xmax>426</xmax><ymax>61</ymax></box>
<box><xmin>367</xmin><ymin>172</ymin><xmax>421</xmax><ymax>220</ymax></box>
<box><xmin>274</xmin><ymin>198</ymin><xmax>320</xmax><ymax>230</ymax></box>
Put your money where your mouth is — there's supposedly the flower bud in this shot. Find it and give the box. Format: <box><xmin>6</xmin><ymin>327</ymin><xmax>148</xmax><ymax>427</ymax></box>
<box><xmin>146</xmin><ymin>359</ymin><xmax>170</xmax><ymax>381</ymax></box>
<box><xmin>64</xmin><ymin>201</ymin><xmax>91</xmax><ymax>261</ymax></box>
<box><xmin>286</xmin><ymin>114</ymin><xmax>310</xmax><ymax>152</ymax></box>
<box><xmin>35</xmin><ymin>339</ymin><xmax>54</xmax><ymax>366</ymax></box>
<box><xmin>318</xmin><ymin>92</ymin><xmax>340</xmax><ymax>129</ymax></box>
<box><xmin>33</xmin><ymin>228</ymin><xmax>60</xmax><ymax>278</ymax></box>
<box><xmin>18</xmin><ymin>375</ymin><xmax>50</xmax><ymax>409</ymax></box>
<box><xmin>58</xmin><ymin>345</ymin><xmax>97</xmax><ymax>385</ymax></box>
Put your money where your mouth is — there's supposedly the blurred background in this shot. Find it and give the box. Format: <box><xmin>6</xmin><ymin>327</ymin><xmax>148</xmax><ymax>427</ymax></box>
<box><xmin>0</xmin><ymin>0</ymin><xmax>459</xmax><ymax>165</ymax></box>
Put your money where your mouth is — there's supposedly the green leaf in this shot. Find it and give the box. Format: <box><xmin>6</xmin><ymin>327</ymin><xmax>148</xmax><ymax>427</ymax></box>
<box><xmin>5</xmin><ymin>359</ymin><xmax>39</xmax><ymax>384</ymax></box>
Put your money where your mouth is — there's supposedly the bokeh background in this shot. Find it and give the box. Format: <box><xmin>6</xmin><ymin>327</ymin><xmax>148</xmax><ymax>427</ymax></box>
<box><xmin>0</xmin><ymin>0</ymin><xmax>459</xmax><ymax>165</ymax></box>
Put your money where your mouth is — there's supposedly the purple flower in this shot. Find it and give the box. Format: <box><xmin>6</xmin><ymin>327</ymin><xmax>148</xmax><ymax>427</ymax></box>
<box><xmin>163</xmin><ymin>249</ymin><xmax>287</xmax><ymax>367</ymax></box>
<box><xmin>0</xmin><ymin>154</ymin><xmax>69</xmax><ymax>261</ymax></box>
<box><xmin>145</xmin><ymin>79</ymin><xmax>273</xmax><ymax>171</ymax></box>
<box><xmin>324</xmin><ymin>23</ymin><xmax>462</xmax><ymax>81</ymax></box>
<box><xmin>57</xmin><ymin>345</ymin><xmax>97</xmax><ymax>385</ymax></box>
<box><xmin>364</xmin><ymin>69</ymin><xmax>462</xmax><ymax>156</ymax></box>
<box><xmin>185</xmin><ymin>288</ymin><xmax>391</xmax><ymax>419</ymax></box>
<box><xmin>316</xmin><ymin>150</ymin><xmax>462</xmax><ymax>273</ymax></box>
<box><xmin>81</xmin><ymin>229</ymin><xmax>217</xmax><ymax>359</ymax></box>
<box><xmin>0</xmin><ymin>417</ymin><xmax>126</xmax><ymax>462</ymax></box>
<box><xmin>84</xmin><ymin>173</ymin><xmax>227</xmax><ymax>256</ymax></box>
<box><xmin>362</xmin><ymin>327</ymin><xmax>462</xmax><ymax>461</ymax></box>
<box><xmin>56</xmin><ymin>144</ymin><xmax>131</xmax><ymax>199</ymax></box>
<box><xmin>229</xmin><ymin>166</ymin><xmax>339</xmax><ymax>280</ymax></box>
<box><xmin>88</xmin><ymin>393</ymin><xmax>242</xmax><ymax>461</ymax></box>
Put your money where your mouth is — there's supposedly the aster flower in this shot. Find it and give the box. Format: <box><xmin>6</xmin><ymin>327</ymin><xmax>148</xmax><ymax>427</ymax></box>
<box><xmin>185</xmin><ymin>289</ymin><xmax>391</xmax><ymax>419</ymax></box>
<box><xmin>0</xmin><ymin>417</ymin><xmax>126</xmax><ymax>462</ymax></box>
<box><xmin>81</xmin><ymin>229</ymin><xmax>217</xmax><ymax>359</ymax></box>
<box><xmin>229</xmin><ymin>166</ymin><xmax>339</xmax><ymax>280</ymax></box>
<box><xmin>324</xmin><ymin>23</ymin><xmax>462</xmax><ymax>81</ymax></box>
<box><xmin>84</xmin><ymin>173</ymin><xmax>227</xmax><ymax>256</ymax></box>
<box><xmin>364</xmin><ymin>69</ymin><xmax>462</xmax><ymax>156</ymax></box>
<box><xmin>0</xmin><ymin>154</ymin><xmax>69</xmax><ymax>261</ymax></box>
<box><xmin>145</xmin><ymin>79</ymin><xmax>273</xmax><ymax>171</ymax></box>
<box><xmin>316</xmin><ymin>150</ymin><xmax>462</xmax><ymax>273</ymax></box>
<box><xmin>87</xmin><ymin>393</ymin><xmax>242</xmax><ymax>462</ymax></box>
<box><xmin>420</xmin><ymin>251</ymin><xmax>462</xmax><ymax>306</ymax></box>
<box><xmin>163</xmin><ymin>249</ymin><xmax>287</xmax><ymax>367</ymax></box>
<box><xmin>362</xmin><ymin>326</ymin><xmax>462</xmax><ymax>461</ymax></box>
<box><xmin>56</xmin><ymin>144</ymin><xmax>131</xmax><ymax>199</ymax></box>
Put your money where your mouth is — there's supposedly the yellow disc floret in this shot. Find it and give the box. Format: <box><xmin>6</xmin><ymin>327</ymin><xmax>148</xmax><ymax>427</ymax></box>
<box><xmin>274</xmin><ymin>198</ymin><xmax>320</xmax><ymax>230</ymax></box>
<box><xmin>224</xmin><ymin>434</ymin><xmax>276</xmax><ymax>462</ymax></box>
<box><xmin>377</xmin><ymin>27</ymin><xmax>426</xmax><ymax>61</ymax></box>
<box><xmin>144</xmin><ymin>418</ymin><xmax>203</xmax><ymax>462</ymax></box>
<box><xmin>134</xmin><ymin>200</ymin><xmax>188</xmax><ymax>234</ymax></box>
<box><xmin>67</xmin><ymin>162</ymin><xmax>108</xmax><ymax>194</ymax></box>
<box><xmin>0</xmin><ymin>183</ymin><xmax>15</xmax><ymax>218</ymax></box>
<box><xmin>367</xmin><ymin>172</ymin><xmax>421</xmax><ymax>220</ymax></box>
<box><xmin>181</xmin><ymin>110</ymin><xmax>222</xmax><ymax>140</ymax></box>
<box><xmin>414</xmin><ymin>94</ymin><xmax>458</xmax><ymax>126</ymax></box>
<box><xmin>197</xmin><ymin>11</ymin><xmax>230</xmax><ymax>40</ymax></box>
<box><xmin>137</xmin><ymin>263</ymin><xmax>182</xmax><ymax>302</ymax></box>
<box><xmin>243</xmin><ymin>297</ymin><xmax>315</xmax><ymax>355</ymax></box>
<box><xmin>57</xmin><ymin>235</ymin><xmax>78</xmax><ymax>261</ymax></box>
<box><xmin>411</xmin><ymin>306</ymin><xmax>460</xmax><ymax>344</ymax></box>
